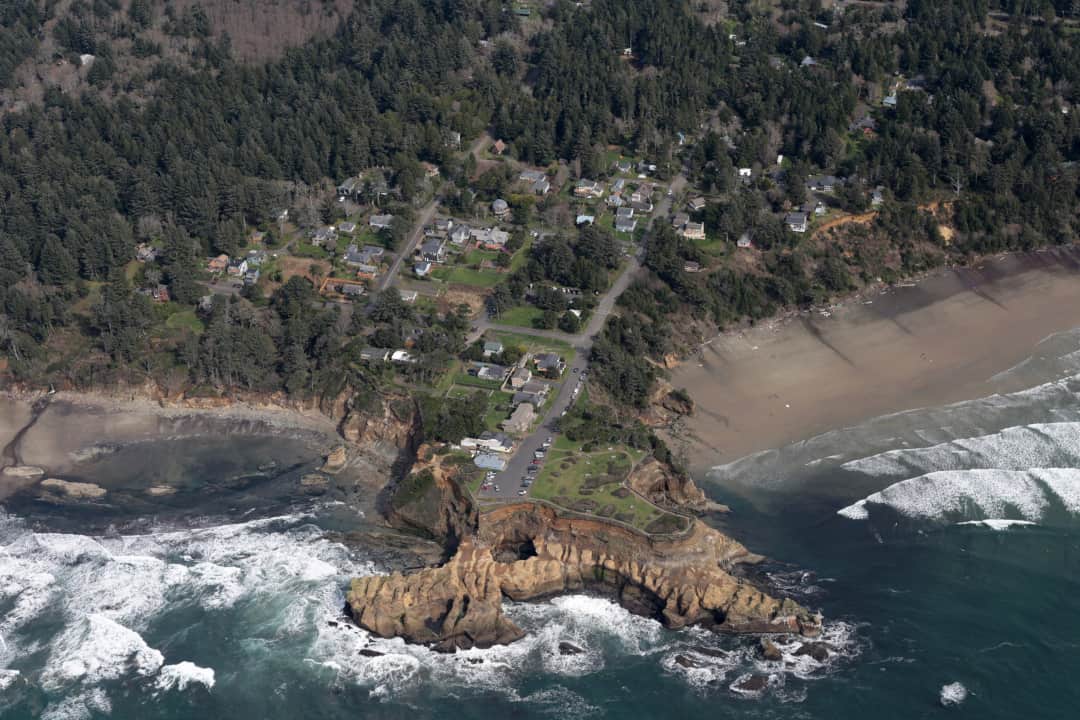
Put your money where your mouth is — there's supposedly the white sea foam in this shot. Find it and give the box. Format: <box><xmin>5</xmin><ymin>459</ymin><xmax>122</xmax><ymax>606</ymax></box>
<box><xmin>0</xmin><ymin>669</ymin><xmax>20</xmax><ymax>692</ymax></box>
<box><xmin>41</xmin><ymin>687</ymin><xmax>111</xmax><ymax>720</ymax></box>
<box><xmin>958</xmin><ymin>519</ymin><xmax>1037</xmax><ymax>530</ymax></box>
<box><xmin>156</xmin><ymin>661</ymin><xmax>216</xmax><ymax>692</ymax></box>
<box><xmin>838</xmin><ymin>468</ymin><xmax>1080</xmax><ymax>524</ymax></box>
<box><xmin>41</xmin><ymin>614</ymin><xmax>164</xmax><ymax>690</ymax></box>
<box><xmin>940</xmin><ymin>681</ymin><xmax>968</xmax><ymax>706</ymax></box>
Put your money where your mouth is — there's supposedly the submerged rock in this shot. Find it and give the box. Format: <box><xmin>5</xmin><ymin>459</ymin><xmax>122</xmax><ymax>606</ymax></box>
<box><xmin>674</xmin><ymin>654</ymin><xmax>707</xmax><ymax>669</ymax></box>
<box><xmin>146</xmin><ymin>485</ymin><xmax>177</xmax><ymax>497</ymax></box>
<box><xmin>39</xmin><ymin>478</ymin><xmax>106</xmax><ymax>499</ymax></box>
<box><xmin>692</xmin><ymin>645</ymin><xmax>728</xmax><ymax>659</ymax></box>
<box><xmin>794</xmin><ymin>641</ymin><xmax>833</xmax><ymax>662</ymax></box>
<box><xmin>358</xmin><ymin>649</ymin><xmax>383</xmax><ymax>658</ymax></box>
<box><xmin>558</xmin><ymin>641</ymin><xmax>585</xmax><ymax>656</ymax></box>
<box><xmin>734</xmin><ymin>674</ymin><xmax>769</xmax><ymax>692</ymax></box>
<box><xmin>759</xmin><ymin>638</ymin><xmax>783</xmax><ymax>662</ymax></box>
<box><xmin>1</xmin><ymin>465</ymin><xmax>45</xmax><ymax>479</ymax></box>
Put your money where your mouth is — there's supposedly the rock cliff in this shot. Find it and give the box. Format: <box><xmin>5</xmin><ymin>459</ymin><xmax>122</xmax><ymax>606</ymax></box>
<box><xmin>347</xmin><ymin>503</ymin><xmax>821</xmax><ymax>651</ymax></box>
<box><xmin>626</xmin><ymin>457</ymin><xmax>709</xmax><ymax>510</ymax></box>
<box><xmin>383</xmin><ymin>446</ymin><xmax>478</xmax><ymax>554</ymax></box>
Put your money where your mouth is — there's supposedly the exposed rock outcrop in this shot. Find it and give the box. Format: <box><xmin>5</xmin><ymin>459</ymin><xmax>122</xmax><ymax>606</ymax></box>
<box><xmin>625</xmin><ymin>457</ymin><xmax>711</xmax><ymax>511</ymax></box>
<box><xmin>347</xmin><ymin>504</ymin><xmax>821</xmax><ymax>652</ymax></box>
<box><xmin>383</xmin><ymin>446</ymin><xmax>478</xmax><ymax>553</ymax></box>
<box><xmin>39</xmin><ymin>478</ymin><xmax>107</xmax><ymax>500</ymax></box>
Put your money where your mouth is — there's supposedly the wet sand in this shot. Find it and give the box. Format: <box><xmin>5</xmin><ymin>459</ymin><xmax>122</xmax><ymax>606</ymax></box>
<box><xmin>668</xmin><ymin>247</ymin><xmax>1080</xmax><ymax>474</ymax></box>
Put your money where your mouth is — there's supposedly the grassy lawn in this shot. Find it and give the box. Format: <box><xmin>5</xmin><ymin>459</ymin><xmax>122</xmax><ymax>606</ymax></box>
<box><xmin>453</xmin><ymin>372</ymin><xmax>504</xmax><ymax>390</ymax></box>
<box><xmin>483</xmin><ymin>391</ymin><xmax>514</xmax><ymax>431</ymax></box>
<box><xmin>442</xmin><ymin>266</ymin><xmax>502</xmax><ymax>287</ymax></box>
<box><xmin>494</xmin><ymin>305</ymin><xmax>544</xmax><ymax>328</ymax></box>
<box><xmin>529</xmin><ymin>439</ymin><xmax>682</xmax><ymax>533</ymax></box>
<box><xmin>490</xmin><ymin>330</ymin><xmax>576</xmax><ymax>365</ymax></box>
<box><xmin>164</xmin><ymin>309</ymin><xmax>205</xmax><ymax>334</ymax></box>
<box><xmin>465</xmin><ymin>249</ymin><xmax>501</xmax><ymax>264</ymax></box>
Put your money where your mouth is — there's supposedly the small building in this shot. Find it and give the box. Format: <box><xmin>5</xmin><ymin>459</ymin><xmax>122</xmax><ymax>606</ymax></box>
<box><xmin>616</xmin><ymin>206</ymin><xmax>635</xmax><ymax>220</ymax></box>
<box><xmin>871</xmin><ymin>187</ymin><xmax>885</xmax><ymax>207</ymax></box>
<box><xmin>208</xmin><ymin>254</ymin><xmax>230</xmax><ymax>273</ymax></box>
<box><xmin>737</xmin><ymin>232</ymin><xmax>753</xmax><ymax>249</ymax></box>
<box><xmin>576</xmin><ymin>215</ymin><xmax>595</xmax><ymax>226</ymax></box>
<box><xmin>806</xmin><ymin>175</ymin><xmax>842</xmax><ymax>193</ymax></box>
<box><xmin>227</xmin><ymin>258</ymin><xmax>249</xmax><ymax>277</ymax></box>
<box><xmin>421</xmin><ymin>162</ymin><xmax>440</xmax><ymax>178</ymax></box>
<box><xmin>359</xmin><ymin>347</ymin><xmax>390</xmax><ymax>363</ymax></box>
<box><xmin>605</xmin><ymin>194</ymin><xmax>625</xmax><ymax>208</ymax></box>
<box><xmin>532</xmin><ymin>178</ymin><xmax>551</xmax><ymax>195</ymax></box>
<box><xmin>337</xmin><ymin>177</ymin><xmax>362</xmax><ymax>199</ymax></box>
<box><xmin>800</xmin><ymin>55</ymin><xmax>817</xmax><ymax>68</ymax></box>
<box><xmin>243</xmin><ymin>268</ymin><xmax>260</xmax><ymax>286</ymax></box>
<box><xmin>683</xmin><ymin>261</ymin><xmax>702</xmax><ymax>273</ymax></box>
<box><xmin>391</xmin><ymin>350</ymin><xmax>417</xmax><ymax>364</ymax></box>
<box><xmin>737</xmin><ymin>167</ymin><xmax>752</xmax><ymax>180</ymax></box>
<box><xmin>502</xmin><ymin>403</ymin><xmax>536</xmax><ymax>434</ymax></box>
<box><xmin>573</xmin><ymin>180</ymin><xmax>603</xmax><ymax>199</ymax></box>
<box><xmin>883</xmin><ymin>94</ymin><xmax>898</xmax><ymax>108</ymax></box>
<box><xmin>149</xmin><ymin>285</ymin><xmax>170</xmax><ymax>303</ymax></box>
<box><xmin>341</xmin><ymin>284</ymin><xmax>365</xmax><ymax>298</ymax></box>
<box><xmin>246</xmin><ymin>250</ymin><xmax>268</xmax><ymax>266</ymax></box>
<box><xmin>354</xmin><ymin>264</ymin><xmax>378</xmax><ymax>280</ymax></box>
<box><xmin>337</xmin><ymin>221</ymin><xmax>357</xmax><ymax>234</ymax></box>
<box><xmin>492</xmin><ymin>198</ymin><xmax>510</xmax><ymax>219</ymax></box>
<box><xmin>521</xmin><ymin>379</ymin><xmax>550</xmax><ymax>396</ymax></box>
<box><xmin>483</xmin><ymin>340</ymin><xmax>504</xmax><ymax>358</ymax></box>
<box><xmin>135</xmin><ymin>243</ymin><xmax>158</xmax><ymax>262</ymax></box>
<box><xmin>450</xmin><ymin>225</ymin><xmax>472</xmax><ymax>245</ymax></box>
<box><xmin>785</xmin><ymin>212</ymin><xmax>808</xmax><ymax>233</ymax></box>
<box><xmin>631</xmin><ymin>199</ymin><xmax>654</xmax><ymax>214</ymax></box>
<box><xmin>475</xmin><ymin>363</ymin><xmax>509</xmax><ymax>382</ymax></box>
<box><xmin>369</xmin><ymin>214</ymin><xmax>394</xmax><ymax>231</ymax></box>
<box><xmin>312</xmin><ymin>226</ymin><xmax>336</xmax><ymax>246</ymax></box>
<box><xmin>534</xmin><ymin>352</ymin><xmax>565</xmax><ymax>377</ymax></box>
<box><xmin>615</xmin><ymin>217</ymin><xmax>637</xmax><ymax>234</ymax></box>
<box><xmin>512</xmin><ymin>391</ymin><xmax>545</xmax><ymax>407</ymax></box>
<box><xmin>492</xmin><ymin>139</ymin><xmax>507</xmax><ymax>155</ymax></box>
<box><xmin>462</xmin><ymin>432</ymin><xmax>514</xmax><ymax>454</ymax></box>
<box><xmin>672</xmin><ymin>212</ymin><xmax>690</xmax><ymax>228</ymax></box>
<box><xmin>681</xmin><ymin>222</ymin><xmax>706</xmax><ymax>241</ymax></box>
<box><xmin>519</xmin><ymin>169</ymin><xmax>545</xmax><ymax>183</ymax></box>
<box><xmin>400</xmin><ymin>290</ymin><xmax>419</xmax><ymax>304</ymax></box>
<box><xmin>509</xmin><ymin>367</ymin><xmax>532</xmax><ymax>389</ymax></box>
<box><xmin>414</xmin><ymin>261</ymin><xmax>432</xmax><ymax>277</ymax></box>
<box><xmin>474</xmin><ymin>453</ymin><xmax>507</xmax><ymax>471</ymax></box>
<box><xmin>419</xmin><ymin>238</ymin><xmax>447</xmax><ymax>263</ymax></box>
<box><xmin>688</xmin><ymin>197</ymin><xmax>707</xmax><ymax>212</ymax></box>
<box><xmin>472</xmin><ymin>227</ymin><xmax>509</xmax><ymax>250</ymax></box>
<box><xmin>435</xmin><ymin>217</ymin><xmax>454</xmax><ymax>233</ymax></box>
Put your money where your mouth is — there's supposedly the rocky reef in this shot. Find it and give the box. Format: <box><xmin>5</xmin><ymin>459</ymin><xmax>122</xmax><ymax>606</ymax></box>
<box><xmin>347</xmin><ymin>503</ymin><xmax>821</xmax><ymax>652</ymax></box>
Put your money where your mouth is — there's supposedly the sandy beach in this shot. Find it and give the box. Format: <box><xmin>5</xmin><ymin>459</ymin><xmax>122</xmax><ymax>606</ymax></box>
<box><xmin>668</xmin><ymin>246</ymin><xmax>1080</xmax><ymax>474</ymax></box>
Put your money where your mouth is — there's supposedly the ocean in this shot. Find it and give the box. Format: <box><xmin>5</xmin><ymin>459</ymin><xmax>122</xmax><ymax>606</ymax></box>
<box><xmin>4</xmin><ymin>331</ymin><xmax>1080</xmax><ymax>718</ymax></box>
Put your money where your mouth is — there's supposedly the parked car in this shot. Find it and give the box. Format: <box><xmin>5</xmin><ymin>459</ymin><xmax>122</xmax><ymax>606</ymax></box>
<box><xmin>518</xmin><ymin>489</ymin><xmax>528</xmax><ymax>496</ymax></box>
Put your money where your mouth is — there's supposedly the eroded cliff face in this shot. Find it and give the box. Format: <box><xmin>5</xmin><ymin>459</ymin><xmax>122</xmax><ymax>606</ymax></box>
<box><xmin>383</xmin><ymin>446</ymin><xmax>478</xmax><ymax>553</ymax></box>
<box><xmin>347</xmin><ymin>504</ymin><xmax>821</xmax><ymax>652</ymax></box>
<box><xmin>626</xmin><ymin>457</ymin><xmax>710</xmax><ymax>510</ymax></box>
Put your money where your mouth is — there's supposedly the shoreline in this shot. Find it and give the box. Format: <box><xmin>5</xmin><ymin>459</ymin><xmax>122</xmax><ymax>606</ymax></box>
<box><xmin>666</xmin><ymin>245</ymin><xmax>1080</xmax><ymax>476</ymax></box>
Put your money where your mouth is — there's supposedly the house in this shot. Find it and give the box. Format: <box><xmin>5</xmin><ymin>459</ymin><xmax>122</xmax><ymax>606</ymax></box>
<box><xmin>683</xmin><ymin>261</ymin><xmax>702</xmax><ymax>273</ymax></box>
<box><xmin>737</xmin><ymin>232</ymin><xmax>753</xmax><ymax>249</ymax></box>
<box><xmin>419</xmin><ymin>238</ymin><xmax>446</xmax><ymax>263</ymax></box>
<box><xmin>135</xmin><ymin>243</ymin><xmax>158</xmax><ymax>262</ymax></box>
<box><xmin>813</xmin><ymin>201</ymin><xmax>827</xmax><ymax>216</ymax></box>
<box><xmin>450</xmin><ymin>225</ymin><xmax>472</xmax><ymax>245</ymax></box>
<box><xmin>806</xmin><ymin>175</ymin><xmax>842</xmax><ymax>193</ymax></box>
<box><xmin>519</xmin><ymin>169</ymin><xmax>545</xmax><ymax>184</ymax></box>
<box><xmin>801</xmin><ymin>55</ymin><xmax>817</xmax><ymax>68</ymax></box>
<box><xmin>637</xmin><ymin>161</ymin><xmax>657</xmax><ymax>175</ymax></box>
<box><xmin>630</xmin><ymin>199</ymin><xmax>653</xmax><ymax>214</ymax></box>
<box><xmin>341</xmin><ymin>284</ymin><xmax>365</xmax><ymax>298</ymax></box>
<box><xmin>521</xmin><ymin>379</ymin><xmax>550</xmax><ymax>397</ymax></box>
<box><xmin>509</xmin><ymin>367</ymin><xmax>532</xmax><ymax>389</ymax></box>
<box><xmin>474</xmin><ymin>453</ymin><xmax>507</xmax><ymax>471</ymax></box>
<box><xmin>512</xmin><ymin>391</ymin><xmax>544</xmax><ymax>407</ymax></box>
<box><xmin>337</xmin><ymin>221</ymin><xmax>357</xmax><ymax>234</ymax></box>
<box><xmin>391</xmin><ymin>350</ymin><xmax>417</xmax><ymax>364</ymax></box>
<box><xmin>492</xmin><ymin>139</ymin><xmax>507</xmax><ymax>155</ymax></box>
<box><xmin>883</xmin><ymin>94</ymin><xmax>898</xmax><ymax>108</ymax></box>
<box><xmin>573</xmin><ymin>180</ymin><xmax>603</xmax><ymax>199</ymax></box>
<box><xmin>435</xmin><ymin>217</ymin><xmax>453</xmax><ymax>233</ymax></box>
<box><xmin>246</xmin><ymin>250</ymin><xmax>268</xmax><ymax>266</ymax></box>
<box><xmin>534</xmin><ymin>353</ymin><xmax>565</xmax><ymax>377</ymax></box>
<box><xmin>369</xmin><ymin>214</ymin><xmax>394</xmax><ymax>231</ymax></box>
<box><xmin>688</xmin><ymin>197</ymin><xmax>707</xmax><ymax>212</ymax></box>
<box><xmin>446</xmin><ymin>130</ymin><xmax>462</xmax><ymax>148</ymax></box>
<box><xmin>575</xmin><ymin>215</ymin><xmax>595</xmax><ymax>226</ymax></box>
<box><xmin>414</xmin><ymin>261</ymin><xmax>432</xmax><ymax>277</ymax></box>
<box><xmin>243</xmin><ymin>269</ymin><xmax>260</xmax><ymax>286</ymax></box>
<box><xmin>681</xmin><ymin>222</ymin><xmax>706</xmax><ymax>240</ymax></box>
<box><xmin>616</xmin><ymin>160</ymin><xmax>633</xmax><ymax>174</ymax></box>
<box><xmin>616</xmin><ymin>206</ymin><xmax>635</xmax><ymax>219</ymax></box>
<box><xmin>492</xmin><ymin>198</ymin><xmax>510</xmax><ymax>218</ymax></box>
<box><xmin>475</xmin><ymin>363</ymin><xmax>509</xmax><ymax>382</ymax></box>
<box><xmin>337</xmin><ymin>177</ymin><xmax>362</xmax><ymax>199</ymax></box>
<box><xmin>483</xmin><ymin>340</ymin><xmax>504</xmax><ymax>358</ymax></box>
<box><xmin>400</xmin><ymin>290</ymin><xmax>418</xmax><ymax>304</ymax></box>
<box><xmin>275</xmin><ymin>208</ymin><xmax>289</xmax><ymax>222</ymax></box>
<box><xmin>312</xmin><ymin>226</ymin><xmax>336</xmax><ymax>246</ymax></box>
<box><xmin>631</xmin><ymin>184</ymin><xmax>653</xmax><ymax>203</ymax></box>
<box><xmin>502</xmin><ymin>403</ymin><xmax>536</xmax><ymax>434</ymax></box>
<box><xmin>354</xmin><ymin>264</ymin><xmax>378</xmax><ymax>280</ymax></box>
<box><xmin>605</xmin><ymin>194</ymin><xmax>625</xmax><ymax>208</ymax></box>
<box><xmin>227</xmin><ymin>258</ymin><xmax>249</xmax><ymax>276</ymax></box>
<box><xmin>849</xmin><ymin>115</ymin><xmax>877</xmax><ymax>134</ymax></box>
<box><xmin>462</xmin><ymin>432</ymin><xmax>514</xmax><ymax>453</ymax></box>
<box><xmin>208</xmin><ymin>255</ymin><xmax>229</xmax><ymax>273</ymax></box>
<box><xmin>421</xmin><ymin>162</ymin><xmax>440</xmax><ymax>178</ymax></box>
<box><xmin>738</xmin><ymin>167</ymin><xmax>752</xmax><ymax>180</ymax></box>
<box><xmin>359</xmin><ymin>347</ymin><xmax>389</xmax><ymax>363</ymax></box>
<box><xmin>150</xmin><ymin>285</ymin><xmax>170</xmax><ymax>303</ymax></box>
<box><xmin>344</xmin><ymin>245</ymin><xmax>367</xmax><ymax>266</ymax></box>
<box><xmin>785</xmin><ymin>212</ymin><xmax>808</xmax><ymax>233</ymax></box>
<box><xmin>615</xmin><ymin>217</ymin><xmax>637</xmax><ymax>233</ymax></box>
<box><xmin>532</xmin><ymin>178</ymin><xmax>551</xmax><ymax>195</ymax></box>
<box><xmin>871</xmin><ymin>187</ymin><xmax>884</xmax><ymax>207</ymax></box>
<box><xmin>472</xmin><ymin>227</ymin><xmax>509</xmax><ymax>250</ymax></box>
<box><xmin>672</xmin><ymin>212</ymin><xmax>690</xmax><ymax>228</ymax></box>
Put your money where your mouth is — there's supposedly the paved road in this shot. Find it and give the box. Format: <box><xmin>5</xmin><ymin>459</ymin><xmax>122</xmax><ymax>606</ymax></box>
<box><xmin>377</xmin><ymin>198</ymin><xmax>439</xmax><ymax>293</ymax></box>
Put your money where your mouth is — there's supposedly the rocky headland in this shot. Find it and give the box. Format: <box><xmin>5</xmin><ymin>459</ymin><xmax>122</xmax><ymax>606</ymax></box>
<box><xmin>347</xmin><ymin>501</ymin><xmax>821</xmax><ymax>652</ymax></box>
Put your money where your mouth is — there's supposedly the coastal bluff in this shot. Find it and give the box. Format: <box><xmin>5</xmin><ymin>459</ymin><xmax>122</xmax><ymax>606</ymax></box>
<box><xmin>347</xmin><ymin>503</ymin><xmax>821</xmax><ymax>652</ymax></box>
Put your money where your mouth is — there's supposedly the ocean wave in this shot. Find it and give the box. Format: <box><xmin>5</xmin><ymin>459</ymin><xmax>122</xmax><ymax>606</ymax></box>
<box><xmin>41</xmin><ymin>614</ymin><xmax>164</xmax><ymax>690</ymax></box>
<box><xmin>155</xmin><ymin>661</ymin><xmax>216</xmax><ymax>692</ymax></box>
<box><xmin>838</xmin><ymin>468</ymin><xmax>1080</xmax><ymax>524</ymax></box>
<box><xmin>958</xmin><ymin>519</ymin><xmax>1037</xmax><ymax>530</ymax></box>
<box><xmin>940</xmin><ymin>681</ymin><xmax>968</xmax><ymax>707</ymax></box>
